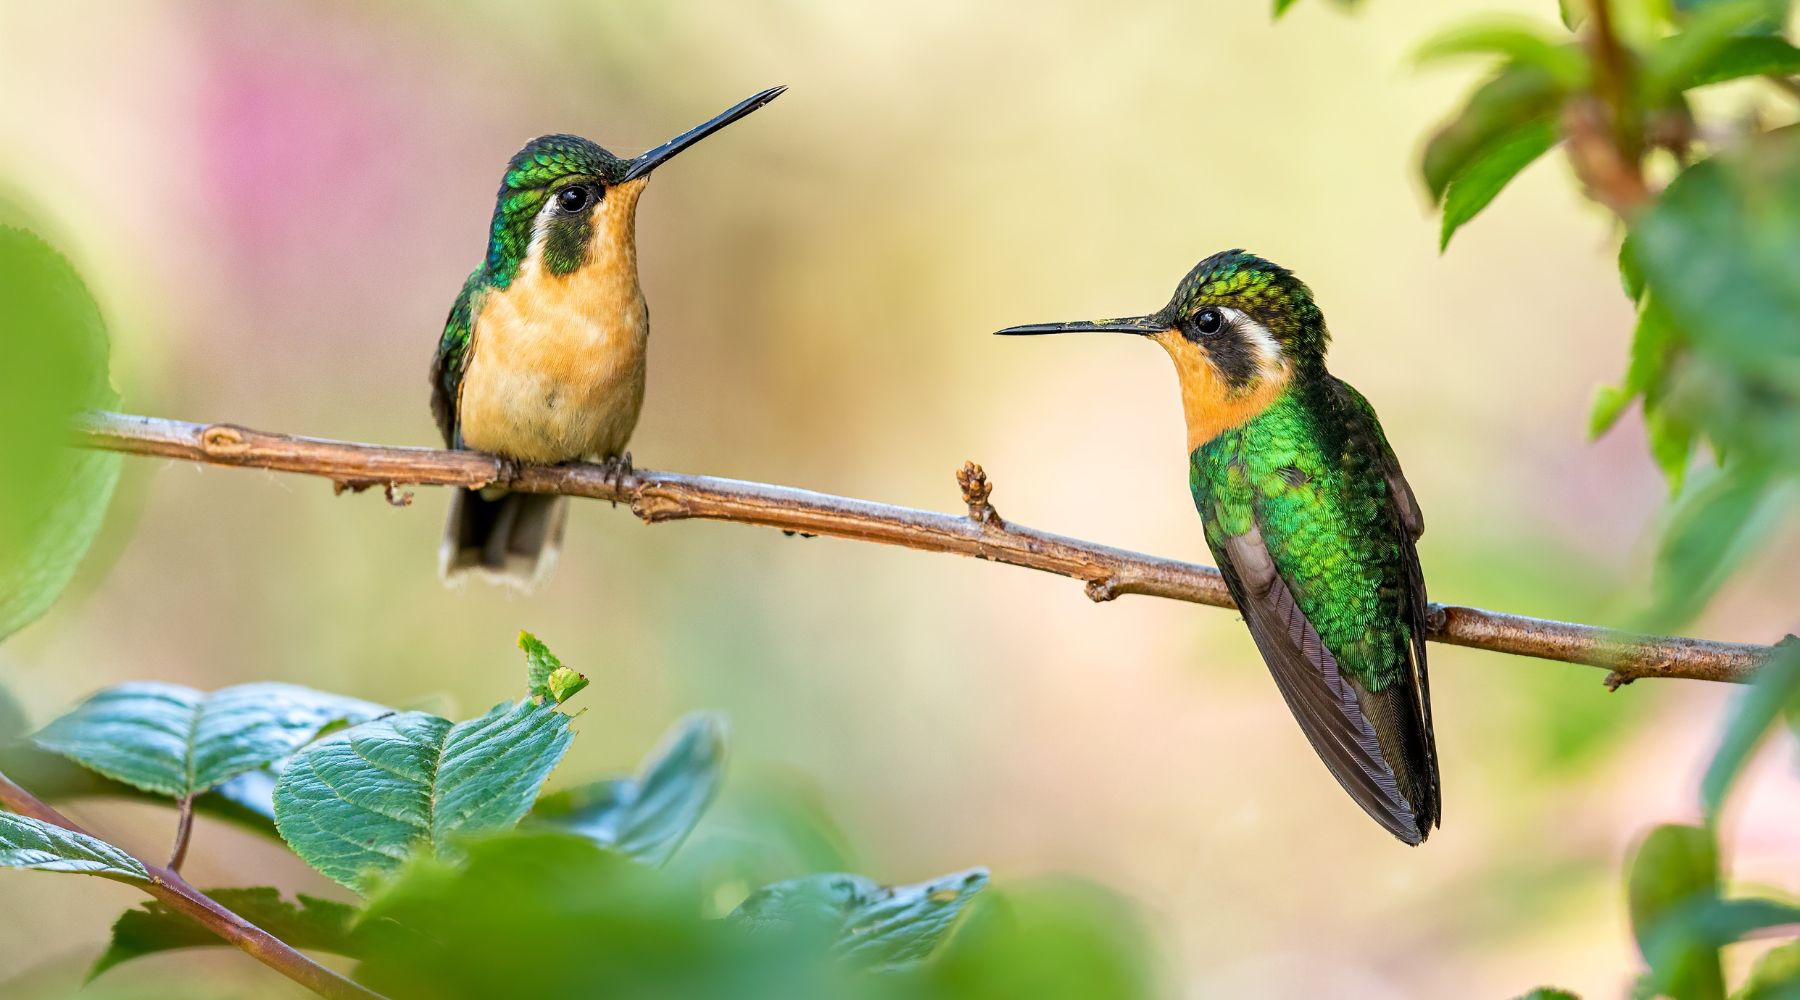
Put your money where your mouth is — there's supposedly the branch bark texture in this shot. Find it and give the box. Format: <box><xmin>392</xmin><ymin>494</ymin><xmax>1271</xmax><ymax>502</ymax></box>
<box><xmin>0</xmin><ymin>771</ymin><xmax>382</xmax><ymax>1000</ymax></box>
<box><xmin>75</xmin><ymin>411</ymin><xmax>1775</xmax><ymax>685</ymax></box>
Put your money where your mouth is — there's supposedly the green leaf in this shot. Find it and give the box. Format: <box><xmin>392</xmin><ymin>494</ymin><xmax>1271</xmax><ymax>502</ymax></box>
<box><xmin>518</xmin><ymin>630</ymin><xmax>561</xmax><ymax>701</ymax></box>
<box><xmin>274</xmin><ymin>698</ymin><xmax>575</xmax><ymax>891</ymax></box>
<box><xmin>1273</xmin><ymin>0</ymin><xmax>1299</xmax><ymax>16</ymax></box>
<box><xmin>1593</xmin><ymin>284</ymin><xmax>1681</xmax><ymax>443</ymax></box>
<box><xmin>516</xmin><ymin>628</ymin><xmax>589</xmax><ymax>705</ymax></box>
<box><xmin>0</xmin><ymin>227</ymin><xmax>121</xmax><ymax>643</ymax></box>
<box><xmin>545</xmin><ymin>666</ymin><xmax>588</xmax><ymax>704</ymax></box>
<box><xmin>732</xmin><ymin>868</ymin><xmax>989</xmax><ymax>970</ymax></box>
<box><xmin>1440</xmin><ymin>118</ymin><xmax>1559</xmax><ymax>249</ymax></box>
<box><xmin>534</xmin><ymin>713</ymin><xmax>725</xmax><ymax>866</ymax></box>
<box><xmin>1645</xmin><ymin>464</ymin><xmax>1773</xmax><ymax>627</ymax></box>
<box><xmin>1685</xmin><ymin>36</ymin><xmax>1800</xmax><ymax>87</ymax></box>
<box><xmin>354</xmin><ymin>831</ymin><xmax>757</xmax><ymax>1000</ymax></box>
<box><xmin>0</xmin><ymin>744</ymin><xmax>281</xmax><ymax>840</ymax></box>
<box><xmin>1644</xmin><ymin>1</ymin><xmax>1781</xmax><ymax>101</ymax></box>
<box><xmin>32</xmin><ymin>682</ymin><xmax>389</xmax><ymax>800</ymax></box>
<box><xmin>1736</xmin><ymin>937</ymin><xmax>1800</xmax><ymax>999</ymax></box>
<box><xmin>1702</xmin><ymin>642</ymin><xmax>1800</xmax><ymax>823</ymax></box>
<box><xmin>1646</xmin><ymin>405</ymin><xmax>1698</xmax><ymax>494</ymax></box>
<box><xmin>1591</xmin><ymin>385</ymin><xmax>1634</xmax><ymax>439</ymax></box>
<box><xmin>1629</xmin><ymin>824</ymin><xmax>1725</xmax><ymax>1000</ymax></box>
<box><xmin>1673</xmin><ymin>0</ymin><xmax>1791</xmax><ymax>34</ymax></box>
<box><xmin>1644</xmin><ymin>898</ymin><xmax>1800</xmax><ymax>997</ymax></box>
<box><xmin>1630</xmin><ymin>123</ymin><xmax>1800</xmax><ymax>386</ymax></box>
<box><xmin>1620</xmin><ymin>236</ymin><xmax>1648</xmax><ymax>303</ymax></box>
<box><xmin>1423</xmin><ymin>63</ymin><xmax>1566</xmax><ymax>202</ymax></box>
<box><xmin>0</xmin><ymin>810</ymin><xmax>147</xmax><ymax>883</ymax></box>
<box><xmin>1414</xmin><ymin>19</ymin><xmax>1585</xmax><ymax>85</ymax></box>
<box><xmin>928</xmin><ymin>879</ymin><xmax>1157</xmax><ymax>1000</ymax></box>
<box><xmin>1515</xmin><ymin>990</ymin><xmax>1581</xmax><ymax>1000</ymax></box>
<box><xmin>92</xmin><ymin>888</ymin><xmax>363</xmax><ymax>979</ymax></box>
<box><xmin>1559</xmin><ymin>0</ymin><xmax>1587</xmax><ymax>29</ymax></box>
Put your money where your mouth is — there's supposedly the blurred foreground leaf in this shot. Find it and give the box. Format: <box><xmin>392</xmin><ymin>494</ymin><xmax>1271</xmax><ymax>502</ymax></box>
<box><xmin>274</xmin><ymin>697</ymin><xmax>575</xmax><ymax>891</ymax></box>
<box><xmin>733</xmin><ymin>868</ymin><xmax>988</xmax><ymax>971</ymax></box>
<box><xmin>534</xmin><ymin>712</ymin><xmax>725</xmax><ymax>866</ymax></box>
<box><xmin>1414</xmin><ymin>19</ymin><xmax>1584</xmax><ymax>83</ymax></box>
<box><xmin>1631</xmin><ymin>126</ymin><xmax>1800</xmax><ymax>422</ymax></box>
<box><xmin>1682</xmin><ymin>35</ymin><xmax>1800</xmax><ymax>87</ymax></box>
<box><xmin>1440</xmin><ymin>118</ymin><xmax>1559</xmax><ymax>249</ymax></box>
<box><xmin>356</xmin><ymin>831</ymin><xmax>822</xmax><ymax>1000</ymax></box>
<box><xmin>0</xmin><ymin>227</ymin><xmax>120</xmax><ymax>643</ymax></box>
<box><xmin>0</xmin><ymin>811</ymin><xmax>146</xmax><ymax>883</ymax></box>
<box><xmin>1423</xmin><ymin>63</ymin><xmax>1566</xmax><ymax>202</ymax></box>
<box><xmin>1736</xmin><ymin>938</ymin><xmax>1800</xmax><ymax>999</ymax></box>
<box><xmin>1629</xmin><ymin>824</ymin><xmax>1725</xmax><ymax>1000</ymax></box>
<box><xmin>1643</xmin><ymin>898</ymin><xmax>1800</xmax><ymax>998</ymax></box>
<box><xmin>93</xmin><ymin>888</ymin><xmax>362</xmax><ymax>979</ymax></box>
<box><xmin>1514</xmin><ymin>990</ymin><xmax>1580</xmax><ymax>1000</ymax></box>
<box><xmin>355</xmin><ymin>829</ymin><xmax>1132</xmax><ymax>1000</ymax></box>
<box><xmin>32</xmin><ymin>682</ymin><xmax>388</xmax><ymax>800</ymax></box>
<box><xmin>1702</xmin><ymin>641</ymin><xmax>1800</xmax><ymax>823</ymax></box>
<box><xmin>1643</xmin><ymin>1</ymin><xmax>1783</xmax><ymax>102</ymax></box>
<box><xmin>928</xmin><ymin>879</ymin><xmax>1156</xmax><ymax>1000</ymax></box>
<box><xmin>1592</xmin><ymin>294</ymin><xmax>1678</xmax><ymax>443</ymax></box>
<box><xmin>1645</xmin><ymin>464</ymin><xmax>1774</xmax><ymax>627</ymax></box>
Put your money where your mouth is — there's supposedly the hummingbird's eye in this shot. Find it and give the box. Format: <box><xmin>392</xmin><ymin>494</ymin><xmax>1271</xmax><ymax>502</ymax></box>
<box><xmin>1186</xmin><ymin>307</ymin><xmax>1225</xmax><ymax>339</ymax></box>
<box><xmin>556</xmin><ymin>186</ymin><xmax>593</xmax><ymax>214</ymax></box>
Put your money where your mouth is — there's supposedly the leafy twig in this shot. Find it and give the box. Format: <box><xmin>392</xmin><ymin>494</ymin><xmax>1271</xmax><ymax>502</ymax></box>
<box><xmin>70</xmin><ymin>411</ymin><xmax>1776</xmax><ymax>684</ymax></box>
<box><xmin>1569</xmin><ymin>0</ymin><xmax>1652</xmax><ymax>214</ymax></box>
<box><xmin>0</xmin><ymin>771</ymin><xmax>382</xmax><ymax>1000</ymax></box>
<box><xmin>169</xmin><ymin>796</ymin><xmax>194</xmax><ymax>872</ymax></box>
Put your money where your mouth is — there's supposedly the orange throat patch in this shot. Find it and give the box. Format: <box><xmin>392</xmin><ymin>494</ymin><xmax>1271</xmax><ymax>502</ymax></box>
<box><xmin>1151</xmin><ymin>328</ymin><xmax>1291</xmax><ymax>453</ymax></box>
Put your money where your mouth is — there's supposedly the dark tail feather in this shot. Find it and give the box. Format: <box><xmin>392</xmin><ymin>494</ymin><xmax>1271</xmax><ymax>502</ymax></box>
<box><xmin>440</xmin><ymin>489</ymin><xmax>568</xmax><ymax>588</ymax></box>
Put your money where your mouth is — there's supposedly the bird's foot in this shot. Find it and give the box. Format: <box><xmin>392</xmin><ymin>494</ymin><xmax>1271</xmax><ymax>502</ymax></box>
<box><xmin>493</xmin><ymin>456</ymin><xmax>525</xmax><ymax>487</ymax></box>
<box><xmin>600</xmin><ymin>452</ymin><xmax>635</xmax><ymax>498</ymax></box>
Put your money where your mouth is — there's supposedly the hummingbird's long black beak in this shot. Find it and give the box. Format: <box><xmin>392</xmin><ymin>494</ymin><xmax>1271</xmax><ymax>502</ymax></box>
<box><xmin>993</xmin><ymin>315</ymin><xmax>1166</xmax><ymax>336</ymax></box>
<box><xmin>621</xmin><ymin>85</ymin><xmax>787</xmax><ymax>182</ymax></box>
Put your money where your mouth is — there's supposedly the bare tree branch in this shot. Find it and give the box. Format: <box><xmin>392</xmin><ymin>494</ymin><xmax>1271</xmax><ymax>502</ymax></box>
<box><xmin>0</xmin><ymin>771</ymin><xmax>383</xmax><ymax>1000</ymax></box>
<box><xmin>75</xmin><ymin>411</ymin><xmax>1776</xmax><ymax>685</ymax></box>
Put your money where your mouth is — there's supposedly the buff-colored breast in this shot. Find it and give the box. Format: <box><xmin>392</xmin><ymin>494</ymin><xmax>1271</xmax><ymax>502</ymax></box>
<box><xmin>457</xmin><ymin>181</ymin><xmax>649</xmax><ymax>464</ymax></box>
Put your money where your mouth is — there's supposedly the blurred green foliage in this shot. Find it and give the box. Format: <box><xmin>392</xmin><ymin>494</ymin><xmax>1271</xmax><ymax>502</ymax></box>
<box><xmin>1333</xmin><ymin>1</ymin><xmax>1800</xmax><ymax>993</ymax></box>
<box><xmin>1412</xmin><ymin>0</ymin><xmax>1800</xmax><ymax>627</ymax></box>
<box><xmin>0</xmin><ymin>226</ymin><xmax>120</xmax><ymax>642</ymax></box>
<box><xmin>3</xmin><ymin>636</ymin><xmax>1156</xmax><ymax>997</ymax></box>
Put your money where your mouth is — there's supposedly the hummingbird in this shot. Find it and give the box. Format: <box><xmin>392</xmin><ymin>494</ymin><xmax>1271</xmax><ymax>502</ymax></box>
<box><xmin>997</xmin><ymin>250</ymin><xmax>1440</xmax><ymax>844</ymax></box>
<box><xmin>430</xmin><ymin>86</ymin><xmax>785</xmax><ymax>585</ymax></box>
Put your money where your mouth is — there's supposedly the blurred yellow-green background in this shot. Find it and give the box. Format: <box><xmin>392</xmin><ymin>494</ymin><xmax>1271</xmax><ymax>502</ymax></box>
<box><xmin>2</xmin><ymin>1</ymin><xmax>1796</xmax><ymax>996</ymax></box>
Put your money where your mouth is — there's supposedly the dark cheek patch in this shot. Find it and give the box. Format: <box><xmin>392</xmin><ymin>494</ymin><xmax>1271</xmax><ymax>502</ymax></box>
<box><xmin>542</xmin><ymin>215</ymin><xmax>593</xmax><ymax>276</ymax></box>
<box><xmin>1204</xmin><ymin>329</ymin><xmax>1262</xmax><ymax>391</ymax></box>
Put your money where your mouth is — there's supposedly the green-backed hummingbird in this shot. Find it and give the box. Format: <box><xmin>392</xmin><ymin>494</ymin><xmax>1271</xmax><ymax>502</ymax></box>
<box><xmin>430</xmin><ymin>85</ymin><xmax>785</xmax><ymax>586</ymax></box>
<box><xmin>997</xmin><ymin>250</ymin><xmax>1441</xmax><ymax>844</ymax></box>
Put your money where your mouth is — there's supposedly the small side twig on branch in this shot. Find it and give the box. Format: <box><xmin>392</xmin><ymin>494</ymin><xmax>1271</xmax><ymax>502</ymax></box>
<box><xmin>0</xmin><ymin>771</ymin><xmax>382</xmax><ymax>1000</ymax></box>
<box><xmin>169</xmin><ymin>795</ymin><xmax>195</xmax><ymax>871</ymax></box>
<box><xmin>73</xmin><ymin>411</ymin><xmax>1775</xmax><ymax>685</ymax></box>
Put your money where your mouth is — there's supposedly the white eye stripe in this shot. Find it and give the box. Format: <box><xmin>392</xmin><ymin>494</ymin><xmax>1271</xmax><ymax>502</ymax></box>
<box><xmin>1219</xmin><ymin>305</ymin><xmax>1282</xmax><ymax>366</ymax></box>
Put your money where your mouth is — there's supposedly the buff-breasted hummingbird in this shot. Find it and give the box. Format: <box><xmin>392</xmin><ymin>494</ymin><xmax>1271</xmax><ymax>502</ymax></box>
<box><xmin>997</xmin><ymin>250</ymin><xmax>1441</xmax><ymax>844</ymax></box>
<box><xmin>430</xmin><ymin>86</ymin><xmax>785</xmax><ymax>585</ymax></box>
